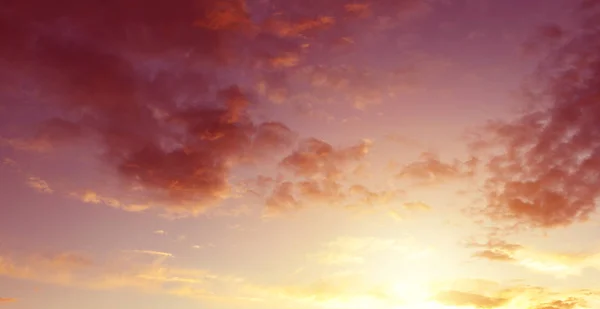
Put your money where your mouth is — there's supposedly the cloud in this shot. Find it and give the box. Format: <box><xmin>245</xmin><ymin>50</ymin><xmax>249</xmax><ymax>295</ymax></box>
<box><xmin>0</xmin><ymin>0</ymin><xmax>336</xmax><ymax>216</ymax></box>
<box><xmin>433</xmin><ymin>290</ymin><xmax>509</xmax><ymax>308</ymax></box>
<box><xmin>0</xmin><ymin>248</ymin><xmax>245</xmax><ymax>301</ymax></box>
<box><xmin>396</xmin><ymin>152</ymin><xmax>475</xmax><ymax>185</ymax></box>
<box><xmin>308</xmin><ymin>237</ymin><xmax>429</xmax><ymax>265</ymax></box>
<box><xmin>475</xmin><ymin>4</ymin><xmax>600</xmax><ymax>228</ymax></box>
<box><xmin>192</xmin><ymin>243</ymin><xmax>215</xmax><ymax>250</ymax></box>
<box><xmin>467</xmin><ymin>238</ymin><xmax>600</xmax><ymax>277</ymax></box>
<box><xmin>428</xmin><ymin>279</ymin><xmax>600</xmax><ymax>309</ymax></box>
<box><xmin>265</xmin><ymin>181</ymin><xmax>301</xmax><ymax>215</ymax></box>
<box><xmin>1</xmin><ymin>136</ymin><xmax>53</xmax><ymax>152</ymax></box>
<box><xmin>70</xmin><ymin>190</ymin><xmax>149</xmax><ymax>213</ymax></box>
<box><xmin>533</xmin><ymin>298</ymin><xmax>586</xmax><ymax>309</ymax></box>
<box><xmin>474</xmin><ymin>250</ymin><xmax>516</xmax><ymax>262</ymax></box>
<box><xmin>468</xmin><ymin>239</ymin><xmax>523</xmax><ymax>262</ymax></box>
<box><xmin>0</xmin><ymin>252</ymin><xmax>94</xmax><ymax>286</ymax></box>
<box><xmin>129</xmin><ymin>250</ymin><xmax>174</xmax><ymax>258</ymax></box>
<box><xmin>153</xmin><ymin>230</ymin><xmax>166</xmax><ymax>236</ymax></box>
<box><xmin>1</xmin><ymin>158</ymin><xmax>17</xmax><ymax>167</ymax></box>
<box><xmin>26</xmin><ymin>177</ymin><xmax>53</xmax><ymax>194</ymax></box>
<box><xmin>263</xmin><ymin>139</ymin><xmax>380</xmax><ymax>215</ymax></box>
<box><xmin>209</xmin><ymin>204</ymin><xmax>252</xmax><ymax>217</ymax></box>
<box><xmin>0</xmin><ymin>298</ymin><xmax>17</xmax><ymax>303</ymax></box>
<box><xmin>0</xmin><ymin>0</ymin><xmax>438</xmax><ymax>217</ymax></box>
<box><xmin>279</xmin><ymin>138</ymin><xmax>372</xmax><ymax>179</ymax></box>
<box><xmin>2</xmin><ymin>245</ymin><xmax>599</xmax><ymax>309</ymax></box>
<box><xmin>297</xmin><ymin>64</ymin><xmax>421</xmax><ymax>111</ymax></box>
<box><xmin>403</xmin><ymin>201</ymin><xmax>432</xmax><ymax>211</ymax></box>
<box><xmin>1</xmin><ymin>119</ymin><xmax>84</xmax><ymax>153</ymax></box>
<box><xmin>521</xmin><ymin>24</ymin><xmax>567</xmax><ymax>56</ymax></box>
<box><xmin>249</xmin><ymin>272</ymin><xmax>401</xmax><ymax>307</ymax></box>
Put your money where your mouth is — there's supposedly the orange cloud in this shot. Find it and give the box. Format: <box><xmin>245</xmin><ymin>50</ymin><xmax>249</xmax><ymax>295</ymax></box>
<box><xmin>434</xmin><ymin>290</ymin><xmax>509</xmax><ymax>308</ymax></box>
<box><xmin>468</xmin><ymin>239</ymin><xmax>523</xmax><ymax>262</ymax></box>
<box><xmin>0</xmin><ymin>298</ymin><xmax>17</xmax><ymax>303</ymax></box>
<box><xmin>466</xmin><ymin>238</ymin><xmax>600</xmax><ymax>277</ymax></box>
<box><xmin>261</xmin><ymin>138</ymin><xmax>400</xmax><ymax>215</ymax></box>
<box><xmin>265</xmin><ymin>181</ymin><xmax>300</xmax><ymax>215</ymax></box>
<box><xmin>26</xmin><ymin>177</ymin><xmax>53</xmax><ymax>194</ymax></box>
<box><xmin>129</xmin><ymin>250</ymin><xmax>174</xmax><ymax>258</ymax></box>
<box><xmin>533</xmin><ymin>298</ymin><xmax>586</xmax><ymax>309</ymax></box>
<box><xmin>403</xmin><ymin>201</ymin><xmax>432</xmax><ymax>211</ymax></box>
<box><xmin>194</xmin><ymin>0</ymin><xmax>252</xmax><ymax>31</ymax></box>
<box><xmin>308</xmin><ymin>237</ymin><xmax>432</xmax><ymax>266</ymax></box>
<box><xmin>69</xmin><ymin>190</ymin><xmax>150</xmax><ymax>213</ymax></box>
<box><xmin>0</xmin><ymin>248</ymin><xmax>246</xmax><ymax>301</ymax></box>
<box><xmin>280</xmin><ymin>138</ymin><xmax>371</xmax><ymax>179</ymax></box>
<box><xmin>397</xmin><ymin>152</ymin><xmax>475</xmax><ymax>185</ymax></box>
<box><xmin>268</xmin><ymin>52</ymin><xmax>301</xmax><ymax>68</ymax></box>
<box><xmin>262</xmin><ymin>16</ymin><xmax>336</xmax><ymax>38</ymax></box>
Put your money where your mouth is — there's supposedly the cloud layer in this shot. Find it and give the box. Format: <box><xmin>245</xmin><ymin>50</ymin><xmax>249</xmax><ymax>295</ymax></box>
<box><xmin>476</xmin><ymin>2</ymin><xmax>600</xmax><ymax>228</ymax></box>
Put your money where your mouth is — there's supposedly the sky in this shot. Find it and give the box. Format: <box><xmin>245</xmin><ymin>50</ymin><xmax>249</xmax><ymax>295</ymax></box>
<box><xmin>1</xmin><ymin>0</ymin><xmax>600</xmax><ymax>308</ymax></box>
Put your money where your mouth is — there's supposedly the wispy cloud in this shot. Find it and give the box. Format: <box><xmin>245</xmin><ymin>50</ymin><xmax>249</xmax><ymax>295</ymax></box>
<box><xmin>308</xmin><ymin>237</ymin><xmax>431</xmax><ymax>265</ymax></box>
<box><xmin>0</xmin><ymin>297</ymin><xmax>17</xmax><ymax>303</ymax></box>
<box><xmin>468</xmin><ymin>238</ymin><xmax>600</xmax><ymax>277</ymax></box>
<box><xmin>26</xmin><ymin>177</ymin><xmax>53</xmax><ymax>194</ymax></box>
<box><xmin>69</xmin><ymin>191</ymin><xmax>150</xmax><ymax>213</ymax></box>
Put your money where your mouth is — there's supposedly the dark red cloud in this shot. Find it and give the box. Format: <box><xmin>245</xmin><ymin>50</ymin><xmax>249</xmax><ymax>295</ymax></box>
<box><xmin>521</xmin><ymin>24</ymin><xmax>566</xmax><ymax>55</ymax></box>
<box><xmin>476</xmin><ymin>1</ymin><xmax>600</xmax><ymax>228</ymax></box>
<box><xmin>0</xmin><ymin>0</ymin><xmax>431</xmax><ymax>214</ymax></box>
<box><xmin>0</xmin><ymin>0</ymin><xmax>296</xmax><ymax>213</ymax></box>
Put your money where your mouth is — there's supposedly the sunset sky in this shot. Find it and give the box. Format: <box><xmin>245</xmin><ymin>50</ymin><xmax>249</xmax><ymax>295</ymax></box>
<box><xmin>1</xmin><ymin>0</ymin><xmax>600</xmax><ymax>308</ymax></box>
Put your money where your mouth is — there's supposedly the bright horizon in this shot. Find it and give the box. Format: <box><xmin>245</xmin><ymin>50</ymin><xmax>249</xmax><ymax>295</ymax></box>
<box><xmin>2</xmin><ymin>1</ymin><xmax>600</xmax><ymax>308</ymax></box>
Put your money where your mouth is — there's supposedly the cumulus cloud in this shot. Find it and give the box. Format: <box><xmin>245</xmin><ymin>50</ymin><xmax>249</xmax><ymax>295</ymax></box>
<box><xmin>279</xmin><ymin>138</ymin><xmax>372</xmax><ymax>179</ymax></box>
<box><xmin>262</xmin><ymin>138</ymin><xmax>384</xmax><ymax>214</ymax></box>
<box><xmin>0</xmin><ymin>0</ymin><xmax>433</xmax><ymax>216</ymax></box>
<box><xmin>475</xmin><ymin>1</ymin><xmax>600</xmax><ymax>228</ymax></box>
